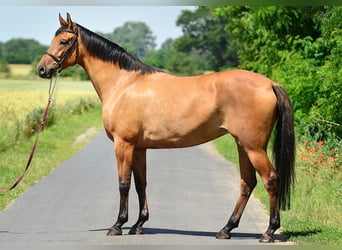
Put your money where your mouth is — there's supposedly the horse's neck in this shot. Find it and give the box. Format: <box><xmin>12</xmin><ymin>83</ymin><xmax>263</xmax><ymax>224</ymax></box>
<box><xmin>79</xmin><ymin>54</ymin><xmax>129</xmax><ymax>102</ymax></box>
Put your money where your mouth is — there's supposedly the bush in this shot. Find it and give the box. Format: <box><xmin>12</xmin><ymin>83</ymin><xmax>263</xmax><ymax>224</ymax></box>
<box><xmin>62</xmin><ymin>97</ymin><xmax>100</xmax><ymax>115</ymax></box>
<box><xmin>0</xmin><ymin>109</ymin><xmax>20</xmax><ymax>152</ymax></box>
<box><xmin>23</xmin><ymin>106</ymin><xmax>57</xmax><ymax>138</ymax></box>
<box><xmin>300</xmin><ymin>140</ymin><xmax>341</xmax><ymax>178</ymax></box>
<box><xmin>0</xmin><ymin>58</ymin><xmax>10</xmax><ymax>75</ymax></box>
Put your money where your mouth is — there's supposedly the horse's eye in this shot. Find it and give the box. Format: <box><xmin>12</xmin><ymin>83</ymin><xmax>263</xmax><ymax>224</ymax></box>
<box><xmin>60</xmin><ymin>40</ymin><xmax>68</xmax><ymax>46</ymax></box>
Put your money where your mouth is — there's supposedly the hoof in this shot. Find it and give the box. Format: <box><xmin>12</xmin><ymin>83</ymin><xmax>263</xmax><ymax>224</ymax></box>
<box><xmin>107</xmin><ymin>226</ymin><xmax>122</xmax><ymax>236</ymax></box>
<box><xmin>216</xmin><ymin>229</ymin><xmax>231</xmax><ymax>239</ymax></box>
<box><xmin>259</xmin><ymin>232</ymin><xmax>275</xmax><ymax>243</ymax></box>
<box><xmin>129</xmin><ymin>226</ymin><xmax>144</xmax><ymax>235</ymax></box>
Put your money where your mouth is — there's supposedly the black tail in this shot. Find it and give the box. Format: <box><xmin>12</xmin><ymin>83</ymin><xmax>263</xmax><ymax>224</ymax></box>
<box><xmin>272</xmin><ymin>85</ymin><xmax>296</xmax><ymax>210</ymax></box>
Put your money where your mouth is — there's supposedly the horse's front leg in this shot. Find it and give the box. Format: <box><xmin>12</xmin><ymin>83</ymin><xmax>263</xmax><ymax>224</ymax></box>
<box><xmin>129</xmin><ymin>148</ymin><xmax>149</xmax><ymax>235</ymax></box>
<box><xmin>107</xmin><ymin>139</ymin><xmax>135</xmax><ymax>236</ymax></box>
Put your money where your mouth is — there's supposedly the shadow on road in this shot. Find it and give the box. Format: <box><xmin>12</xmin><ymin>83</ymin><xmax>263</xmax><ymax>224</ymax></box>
<box><xmin>90</xmin><ymin>227</ymin><xmax>265</xmax><ymax>239</ymax></box>
<box><xmin>89</xmin><ymin>227</ymin><xmax>289</xmax><ymax>242</ymax></box>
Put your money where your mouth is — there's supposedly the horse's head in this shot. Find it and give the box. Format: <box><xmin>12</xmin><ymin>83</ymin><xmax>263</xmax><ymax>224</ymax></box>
<box><xmin>37</xmin><ymin>13</ymin><xmax>79</xmax><ymax>79</ymax></box>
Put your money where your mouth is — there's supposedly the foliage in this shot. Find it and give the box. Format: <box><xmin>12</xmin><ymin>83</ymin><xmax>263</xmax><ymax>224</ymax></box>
<box><xmin>0</xmin><ymin>58</ymin><xmax>10</xmax><ymax>76</ymax></box>
<box><xmin>282</xmin><ymin>140</ymin><xmax>342</xmax><ymax>245</ymax></box>
<box><xmin>58</xmin><ymin>65</ymin><xmax>89</xmax><ymax>80</ymax></box>
<box><xmin>99</xmin><ymin>21</ymin><xmax>157</xmax><ymax>59</ymax></box>
<box><xmin>167</xmin><ymin>50</ymin><xmax>207</xmax><ymax>76</ymax></box>
<box><xmin>23</xmin><ymin>106</ymin><xmax>56</xmax><ymax>138</ymax></box>
<box><xmin>0</xmin><ymin>38</ymin><xmax>47</xmax><ymax>64</ymax></box>
<box><xmin>300</xmin><ymin>140</ymin><xmax>341</xmax><ymax>176</ymax></box>
<box><xmin>0</xmin><ymin>108</ymin><xmax>20</xmax><ymax>152</ymax></box>
<box><xmin>144</xmin><ymin>39</ymin><xmax>174</xmax><ymax>70</ymax></box>
<box><xmin>145</xmin><ymin>38</ymin><xmax>208</xmax><ymax>75</ymax></box>
<box><xmin>214</xmin><ymin>6</ymin><xmax>324</xmax><ymax>74</ymax></box>
<box><xmin>62</xmin><ymin>97</ymin><xmax>99</xmax><ymax>115</ymax></box>
<box><xmin>175</xmin><ymin>6</ymin><xmax>238</xmax><ymax>71</ymax></box>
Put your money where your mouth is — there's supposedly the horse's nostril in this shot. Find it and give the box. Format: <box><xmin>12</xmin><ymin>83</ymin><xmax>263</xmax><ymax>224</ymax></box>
<box><xmin>38</xmin><ymin>65</ymin><xmax>45</xmax><ymax>76</ymax></box>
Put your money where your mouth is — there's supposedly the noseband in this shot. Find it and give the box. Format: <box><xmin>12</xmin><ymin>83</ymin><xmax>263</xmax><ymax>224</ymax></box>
<box><xmin>45</xmin><ymin>27</ymin><xmax>79</xmax><ymax>72</ymax></box>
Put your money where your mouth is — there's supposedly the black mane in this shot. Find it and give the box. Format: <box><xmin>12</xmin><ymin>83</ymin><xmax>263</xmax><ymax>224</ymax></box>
<box><xmin>59</xmin><ymin>24</ymin><xmax>162</xmax><ymax>74</ymax></box>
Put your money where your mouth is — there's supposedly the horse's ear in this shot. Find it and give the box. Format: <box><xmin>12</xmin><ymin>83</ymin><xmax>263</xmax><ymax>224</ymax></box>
<box><xmin>59</xmin><ymin>13</ymin><xmax>68</xmax><ymax>26</ymax></box>
<box><xmin>66</xmin><ymin>13</ymin><xmax>72</xmax><ymax>25</ymax></box>
<box><xmin>66</xmin><ymin>12</ymin><xmax>77</xmax><ymax>31</ymax></box>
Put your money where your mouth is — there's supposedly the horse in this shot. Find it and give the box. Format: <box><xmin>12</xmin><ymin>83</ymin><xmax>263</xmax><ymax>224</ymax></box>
<box><xmin>37</xmin><ymin>13</ymin><xmax>295</xmax><ymax>243</ymax></box>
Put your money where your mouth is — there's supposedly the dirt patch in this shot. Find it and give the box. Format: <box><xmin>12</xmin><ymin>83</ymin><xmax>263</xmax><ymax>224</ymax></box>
<box><xmin>73</xmin><ymin>127</ymin><xmax>98</xmax><ymax>146</ymax></box>
<box><xmin>200</xmin><ymin>141</ymin><xmax>228</xmax><ymax>163</ymax></box>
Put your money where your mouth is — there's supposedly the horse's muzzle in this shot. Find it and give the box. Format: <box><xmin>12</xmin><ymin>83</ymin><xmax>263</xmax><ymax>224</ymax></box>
<box><xmin>37</xmin><ymin>65</ymin><xmax>56</xmax><ymax>79</ymax></box>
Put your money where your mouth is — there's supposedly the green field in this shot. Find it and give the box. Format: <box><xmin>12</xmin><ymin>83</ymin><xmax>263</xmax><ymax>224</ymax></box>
<box><xmin>8</xmin><ymin>64</ymin><xmax>32</xmax><ymax>76</ymax></box>
<box><xmin>0</xmin><ymin>77</ymin><xmax>102</xmax><ymax>210</ymax></box>
<box><xmin>0</xmin><ymin>78</ymin><xmax>97</xmax><ymax>118</ymax></box>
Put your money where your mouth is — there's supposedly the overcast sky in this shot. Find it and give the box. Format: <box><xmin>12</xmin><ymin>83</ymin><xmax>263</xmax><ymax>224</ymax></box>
<box><xmin>0</xmin><ymin>6</ymin><xmax>195</xmax><ymax>48</ymax></box>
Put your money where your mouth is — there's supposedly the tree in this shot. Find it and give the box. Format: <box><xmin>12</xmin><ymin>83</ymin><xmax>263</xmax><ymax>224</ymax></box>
<box><xmin>0</xmin><ymin>58</ymin><xmax>10</xmax><ymax>75</ymax></box>
<box><xmin>0</xmin><ymin>43</ymin><xmax>10</xmax><ymax>75</ymax></box>
<box><xmin>2</xmin><ymin>38</ymin><xmax>47</xmax><ymax>64</ymax></box>
<box><xmin>99</xmin><ymin>21</ymin><xmax>157</xmax><ymax>59</ymax></box>
<box><xmin>213</xmin><ymin>6</ymin><xmax>325</xmax><ymax>75</ymax></box>
<box><xmin>175</xmin><ymin>7</ymin><xmax>238</xmax><ymax>71</ymax></box>
<box><xmin>144</xmin><ymin>38</ymin><xmax>174</xmax><ymax>69</ymax></box>
<box><xmin>145</xmin><ymin>38</ymin><xmax>208</xmax><ymax>75</ymax></box>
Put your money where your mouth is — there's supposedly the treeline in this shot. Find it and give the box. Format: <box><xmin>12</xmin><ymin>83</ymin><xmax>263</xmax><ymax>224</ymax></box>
<box><xmin>0</xmin><ymin>39</ymin><xmax>47</xmax><ymax>75</ymax></box>
<box><xmin>0</xmin><ymin>39</ymin><xmax>47</xmax><ymax>64</ymax></box>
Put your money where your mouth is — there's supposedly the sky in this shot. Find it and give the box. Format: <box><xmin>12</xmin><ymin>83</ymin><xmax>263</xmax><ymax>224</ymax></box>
<box><xmin>0</xmin><ymin>6</ymin><xmax>195</xmax><ymax>48</ymax></box>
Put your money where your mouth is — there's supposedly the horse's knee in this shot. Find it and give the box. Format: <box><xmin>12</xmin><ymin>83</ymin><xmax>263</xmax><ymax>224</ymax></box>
<box><xmin>119</xmin><ymin>181</ymin><xmax>131</xmax><ymax>195</ymax></box>
<box><xmin>265</xmin><ymin>172</ymin><xmax>279</xmax><ymax>195</ymax></box>
<box><xmin>240</xmin><ymin>178</ymin><xmax>256</xmax><ymax>197</ymax></box>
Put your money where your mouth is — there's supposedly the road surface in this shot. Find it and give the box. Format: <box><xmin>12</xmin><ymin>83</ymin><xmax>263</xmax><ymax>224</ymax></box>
<box><xmin>0</xmin><ymin>130</ymin><xmax>287</xmax><ymax>246</ymax></box>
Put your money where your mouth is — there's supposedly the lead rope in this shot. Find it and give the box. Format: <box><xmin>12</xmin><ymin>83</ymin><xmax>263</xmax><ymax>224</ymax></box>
<box><xmin>0</xmin><ymin>73</ymin><xmax>60</xmax><ymax>193</ymax></box>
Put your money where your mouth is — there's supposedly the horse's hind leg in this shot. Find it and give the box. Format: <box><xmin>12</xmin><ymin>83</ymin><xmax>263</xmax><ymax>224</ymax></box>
<box><xmin>246</xmin><ymin>149</ymin><xmax>280</xmax><ymax>243</ymax></box>
<box><xmin>129</xmin><ymin>148</ymin><xmax>149</xmax><ymax>235</ymax></box>
<box><xmin>217</xmin><ymin>144</ymin><xmax>257</xmax><ymax>239</ymax></box>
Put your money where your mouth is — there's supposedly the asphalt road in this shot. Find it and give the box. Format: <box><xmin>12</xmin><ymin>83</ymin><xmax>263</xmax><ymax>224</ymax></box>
<box><xmin>0</xmin><ymin>130</ymin><xmax>287</xmax><ymax>246</ymax></box>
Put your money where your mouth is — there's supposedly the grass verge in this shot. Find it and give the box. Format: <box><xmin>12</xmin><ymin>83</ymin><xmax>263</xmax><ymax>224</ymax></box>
<box><xmin>0</xmin><ymin>106</ymin><xmax>102</xmax><ymax>211</ymax></box>
<box><xmin>214</xmin><ymin>135</ymin><xmax>342</xmax><ymax>245</ymax></box>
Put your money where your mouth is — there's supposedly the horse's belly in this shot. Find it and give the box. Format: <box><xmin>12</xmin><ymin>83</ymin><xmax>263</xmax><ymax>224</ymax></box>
<box><xmin>138</xmin><ymin>119</ymin><xmax>228</xmax><ymax>149</ymax></box>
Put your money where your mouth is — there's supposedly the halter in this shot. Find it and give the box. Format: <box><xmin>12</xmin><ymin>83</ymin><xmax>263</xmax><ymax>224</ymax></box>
<box><xmin>45</xmin><ymin>27</ymin><xmax>79</xmax><ymax>72</ymax></box>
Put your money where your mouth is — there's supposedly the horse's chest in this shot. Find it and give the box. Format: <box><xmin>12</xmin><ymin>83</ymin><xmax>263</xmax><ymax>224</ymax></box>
<box><xmin>102</xmin><ymin>98</ymin><xmax>142</xmax><ymax>140</ymax></box>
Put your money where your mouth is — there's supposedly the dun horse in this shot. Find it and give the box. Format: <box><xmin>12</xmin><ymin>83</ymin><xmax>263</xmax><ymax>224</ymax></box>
<box><xmin>37</xmin><ymin>13</ymin><xmax>295</xmax><ymax>243</ymax></box>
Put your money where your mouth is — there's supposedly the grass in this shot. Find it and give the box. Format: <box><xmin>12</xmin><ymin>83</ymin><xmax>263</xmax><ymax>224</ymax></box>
<box><xmin>214</xmin><ymin>135</ymin><xmax>342</xmax><ymax>245</ymax></box>
<box><xmin>0</xmin><ymin>78</ymin><xmax>96</xmax><ymax>119</ymax></box>
<box><xmin>0</xmin><ymin>78</ymin><xmax>103</xmax><ymax>211</ymax></box>
<box><xmin>9</xmin><ymin>64</ymin><xmax>32</xmax><ymax>76</ymax></box>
